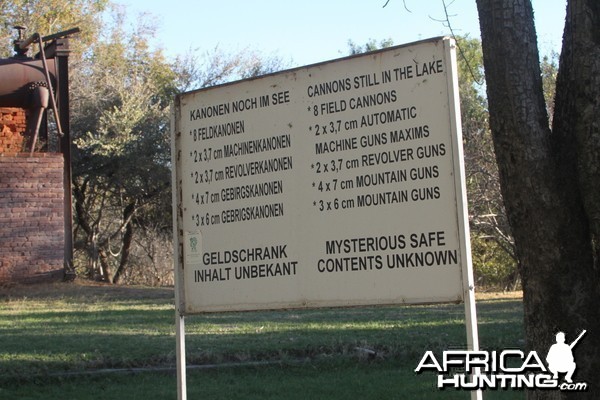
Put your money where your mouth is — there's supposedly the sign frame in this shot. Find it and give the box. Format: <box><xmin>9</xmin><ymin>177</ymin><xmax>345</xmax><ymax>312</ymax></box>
<box><xmin>171</xmin><ymin>37</ymin><xmax>480</xmax><ymax>400</ymax></box>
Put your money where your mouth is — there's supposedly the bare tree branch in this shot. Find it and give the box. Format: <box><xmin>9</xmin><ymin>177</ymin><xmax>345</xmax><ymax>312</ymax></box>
<box><xmin>439</xmin><ymin>0</ymin><xmax>483</xmax><ymax>85</ymax></box>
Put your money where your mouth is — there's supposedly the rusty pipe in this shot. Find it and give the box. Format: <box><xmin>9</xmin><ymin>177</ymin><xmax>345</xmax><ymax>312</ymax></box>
<box><xmin>17</xmin><ymin>32</ymin><xmax>40</xmax><ymax>51</ymax></box>
<box><xmin>36</xmin><ymin>34</ymin><xmax>63</xmax><ymax>137</ymax></box>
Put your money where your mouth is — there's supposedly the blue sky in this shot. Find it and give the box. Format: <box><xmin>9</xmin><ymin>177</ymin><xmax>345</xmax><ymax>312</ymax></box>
<box><xmin>116</xmin><ymin>0</ymin><xmax>566</xmax><ymax>67</ymax></box>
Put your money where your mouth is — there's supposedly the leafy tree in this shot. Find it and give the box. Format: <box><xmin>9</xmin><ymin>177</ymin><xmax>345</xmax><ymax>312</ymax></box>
<box><xmin>70</xmin><ymin>8</ymin><xmax>290</xmax><ymax>284</ymax></box>
<box><xmin>71</xmin><ymin>9</ymin><xmax>176</xmax><ymax>283</ymax></box>
<box><xmin>172</xmin><ymin>46</ymin><xmax>289</xmax><ymax>92</ymax></box>
<box><xmin>0</xmin><ymin>0</ymin><xmax>107</xmax><ymax>58</ymax></box>
<box><xmin>476</xmin><ymin>0</ymin><xmax>600</xmax><ymax>396</ymax></box>
<box><xmin>347</xmin><ymin>38</ymin><xmax>394</xmax><ymax>55</ymax></box>
<box><xmin>541</xmin><ymin>51</ymin><xmax>559</xmax><ymax>125</ymax></box>
<box><xmin>1</xmin><ymin>0</ymin><xmax>289</xmax><ymax>284</ymax></box>
<box><xmin>455</xmin><ymin>36</ymin><xmax>518</xmax><ymax>289</ymax></box>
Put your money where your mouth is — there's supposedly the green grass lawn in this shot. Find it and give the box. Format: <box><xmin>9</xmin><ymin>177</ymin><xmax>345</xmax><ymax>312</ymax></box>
<box><xmin>0</xmin><ymin>283</ymin><xmax>524</xmax><ymax>399</ymax></box>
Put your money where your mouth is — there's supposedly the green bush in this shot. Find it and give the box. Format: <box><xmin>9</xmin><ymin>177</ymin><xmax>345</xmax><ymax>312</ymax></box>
<box><xmin>471</xmin><ymin>236</ymin><xmax>519</xmax><ymax>290</ymax></box>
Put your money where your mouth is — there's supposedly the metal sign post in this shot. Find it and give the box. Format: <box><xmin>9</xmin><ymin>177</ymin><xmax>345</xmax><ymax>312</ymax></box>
<box><xmin>172</xmin><ymin>101</ymin><xmax>188</xmax><ymax>400</ymax></box>
<box><xmin>444</xmin><ymin>40</ymin><xmax>482</xmax><ymax>400</ymax></box>
<box><xmin>172</xmin><ymin>37</ymin><xmax>480</xmax><ymax>399</ymax></box>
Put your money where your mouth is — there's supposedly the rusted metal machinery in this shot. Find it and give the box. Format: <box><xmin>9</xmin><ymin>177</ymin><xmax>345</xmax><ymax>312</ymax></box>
<box><xmin>0</xmin><ymin>26</ymin><xmax>80</xmax><ymax>277</ymax></box>
<box><xmin>0</xmin><ymin>26</ymin><xmax>79</xmax><ymax>152</ymax></box>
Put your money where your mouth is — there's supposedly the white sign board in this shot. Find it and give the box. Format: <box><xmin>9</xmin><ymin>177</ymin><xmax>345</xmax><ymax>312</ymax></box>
<box><xmin>172</xmin><ymin>37</ymin><xmax>473</xmax><ymax>313</ymax></box>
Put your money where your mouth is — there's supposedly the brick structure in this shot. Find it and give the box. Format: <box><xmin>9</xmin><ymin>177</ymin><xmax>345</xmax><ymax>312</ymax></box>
<box><xmin>0</xmin><ymin>152</ymin><xmax>65</xmax><ymax>283</ymax></box>
<box><xmin>0</xmin><ymin>31</ymin><xmax>76</xmax><ymax>283</ymax></box>
<box><xmin>0</xmin><ymin>108</ymin><xmax>27</xmax><ymax>154</ymax></box>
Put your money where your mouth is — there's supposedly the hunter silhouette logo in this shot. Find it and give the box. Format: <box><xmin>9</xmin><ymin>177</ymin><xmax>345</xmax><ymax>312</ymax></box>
<box><xmin>546</xmin><ymin>330</ymin><xmax>586</xmax><ymax>383</ymax></box>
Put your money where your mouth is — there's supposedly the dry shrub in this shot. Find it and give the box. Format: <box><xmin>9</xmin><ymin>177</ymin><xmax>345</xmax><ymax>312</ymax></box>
<box><xmin>120</xmin><ymin>229</ymin><xmax>174</xmax><ymax>287</ymax></box>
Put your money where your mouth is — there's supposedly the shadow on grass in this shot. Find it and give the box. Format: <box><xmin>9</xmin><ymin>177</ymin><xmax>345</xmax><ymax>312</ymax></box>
<box><xmin>0</xmin><ymin>359</ymin><xmax>526</xmax><ymax>400</ymax></box>
<box><xmin>0</xmin><ymin>286</ymin><xmax>525</xmax><ymax>399</ymax></box>
<box><xmin>0</xmin><ymin>298</ymin><xmax>524</xmax><ymax>385</ymax></box>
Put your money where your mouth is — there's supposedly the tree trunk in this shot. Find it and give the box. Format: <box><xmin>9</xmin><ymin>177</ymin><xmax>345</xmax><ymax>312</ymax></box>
<box><xmin>550</xmin><ymin>0</ymin><xmax>600</xmax><ymax>392</ymax></box>
<box><xmin>111</xmin><ymin>202</ymin><xmax>136</xmax><ymax>284</ymax></box>
<box><xmin>553</xmin><ymin>0</ymin><xmax>600</xmax><ymax>262</ymax></box>
<box><xmin>476</xmin><ymin>0</ymin><xmax>600</xmax><ymax>398</ymax></box>
<box><xmin>98</xmin><ymin>248</ymin><xmax>112</xmax><ymax>283</ymax></box>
